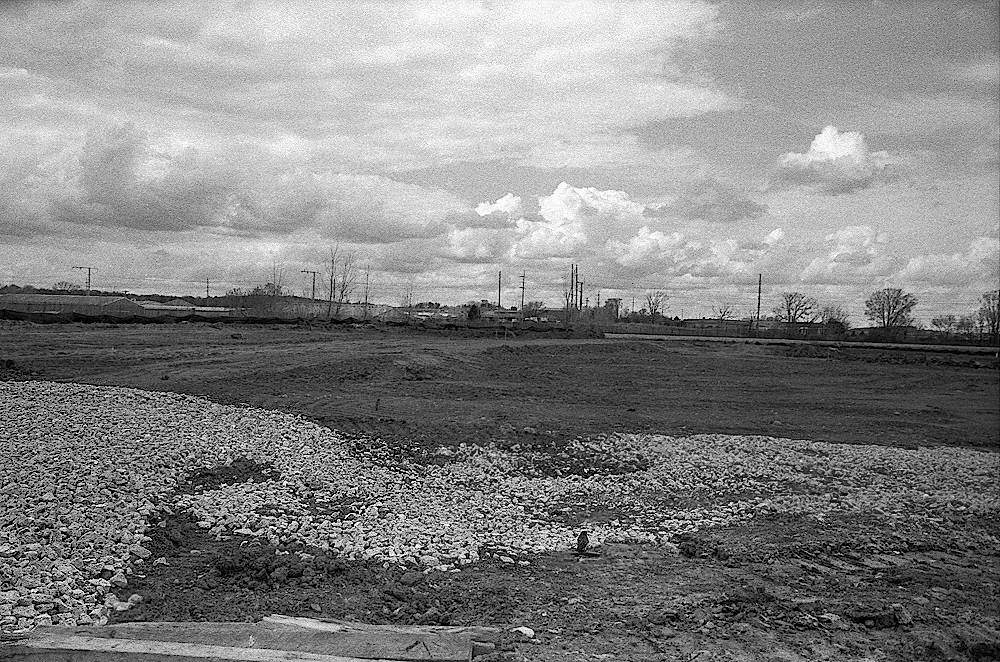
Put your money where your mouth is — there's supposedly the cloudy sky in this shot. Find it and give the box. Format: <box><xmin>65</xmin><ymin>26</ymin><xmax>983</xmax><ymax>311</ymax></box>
<box><xmin>1</xmin><ymin>0</ymin><xmax>997</xmax><ymax>321</ymax></box>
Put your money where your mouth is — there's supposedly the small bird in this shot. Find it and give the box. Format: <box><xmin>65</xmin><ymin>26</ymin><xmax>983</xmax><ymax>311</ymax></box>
<box><xmin>576</xmin><ymin>530</ymin><xmax>589</xmax><ymax>554</ymax></box>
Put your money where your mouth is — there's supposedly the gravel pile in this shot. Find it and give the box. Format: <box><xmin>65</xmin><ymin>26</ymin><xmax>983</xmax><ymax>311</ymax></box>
<box><xmin>2</xmin><ymin>381</ymin><xmax>998</xmax><ymax>633</ymax></box>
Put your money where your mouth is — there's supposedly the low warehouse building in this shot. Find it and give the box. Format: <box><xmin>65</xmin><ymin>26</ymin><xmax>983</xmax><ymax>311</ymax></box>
<box><xmin>0</xmin><ymin>294</ymin><xmax>145</xmax><ymax>317</ymax></box>
<box><xmin>134</xmin><ymin>301</ymin><xmax>239</xmax><ymax>318</ymax></box>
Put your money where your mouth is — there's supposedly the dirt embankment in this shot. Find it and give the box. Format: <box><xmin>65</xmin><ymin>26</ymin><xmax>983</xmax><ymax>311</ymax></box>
<box><xmin>3</xmin><ymin>323</ymin><xmax>997</xmax><ymax>451</ymax></box>
<box><xmin>3</xmin><ymin>322</ymin><xmax>998</xmax><ymax>661</ymax></box>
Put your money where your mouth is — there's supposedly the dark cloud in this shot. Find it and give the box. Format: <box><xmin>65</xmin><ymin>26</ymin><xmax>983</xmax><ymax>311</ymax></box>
<box><xmin>645</xmin><ymin>178</ymin><xmax>766</xmax><ymax>223</ymax></box>
<box><xmin>5</xmin><ymin>122</ymin><xmax>469</xmax><ymax>243</ymax></box>
<box><xmin>769</xmin><ymin>158</ymin><xmax>901</xmax><ymax>195</ymax></box>
<box><xmin>448</xmin><ymin>209</ymin><xmax>519</xmax><ymax>230</ymax></box>
<box><xmin>52</xmin><ymin>123</ymin><xmax>235</xmax><ymax>232</ymax></box>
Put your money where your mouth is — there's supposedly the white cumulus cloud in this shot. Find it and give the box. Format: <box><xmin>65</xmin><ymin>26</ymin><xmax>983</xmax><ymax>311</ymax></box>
<box><xmin>772</xmin><ymin>126</ymin><xmax>897</xmax><ymax>195</ymax></box>
<box><xmin>895</xmin><ymin>236</ymin><xmax>1000</xmax><ymax>286</ymax></box>
<box><xmin>800</xmin><ymin>225</ymin><xmax>890</xmax><ymax>283</ymax></box>
<box><xmin>476</xmin><ymin>193</ymin><xmax>523</xmax><ymax>219</ymax></box>
<box><xmin>511</xmin><ymin>182</ymin><xmax>646</xmax><ymax>259</ymax></box>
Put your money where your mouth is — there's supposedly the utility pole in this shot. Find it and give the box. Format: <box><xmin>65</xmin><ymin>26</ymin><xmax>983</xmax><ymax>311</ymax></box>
<box><xmin>301</xmin><ymin>270</ymin><xmax>320</xmax><ymax>300</ymax></box>
<box><xmin>497</xmin><ymin>270</ymin><xmax>502</xmax><ymax>309</ymax></box>
<box><xmin>205</xmin><ymin>279</ymin><xmax>210</xmax><ymax>300</ymax></box>
<box><xmin>756</xmin><ymin>273</ymin><xmax>762</xmax><ymax>335</ymax></box>
<box><xmin>519</xmin><ymin>271</ymin><xmax>525</xmax><ymax>318</ymax></box>
<box><xmin>363</xmin><ymin>264</ymin><xmax>370</xmax><ymax>320</ymax></box>
<box><xmin>570</xmin><ymin>264</ymin><xmax>576</xmax><ymax>311</ymax></box>
<box><xmin>578</xmin><ymin>280</ymin><xmax>583</xmax><ymax>310</ymax></box>
<box><xmin>73</xmin><ymin>266</ymin><xmax>94</xmax><ymax>295</ymax></box>
<box><xmin>327</xmin><ymin>268</ymin><xmax>334</xmax><ymax>319</ymax></box>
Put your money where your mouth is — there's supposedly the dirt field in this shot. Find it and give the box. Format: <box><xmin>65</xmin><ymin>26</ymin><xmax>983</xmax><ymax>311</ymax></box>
<box><xmin>2</xmin><ymin>322</ymin><xmax>999</xmax><ymax>661</ymax></box>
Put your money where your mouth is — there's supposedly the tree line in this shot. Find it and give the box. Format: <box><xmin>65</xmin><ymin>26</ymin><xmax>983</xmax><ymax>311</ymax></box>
<box><xmin>610</xmin><ymin>286</ymin><xmax>999</xmax><ymax>341</ymax></box>
<box><xmin>770</xmin><ymin>287</ymin><xmax>999</xmax><ymax>337</ymax></box>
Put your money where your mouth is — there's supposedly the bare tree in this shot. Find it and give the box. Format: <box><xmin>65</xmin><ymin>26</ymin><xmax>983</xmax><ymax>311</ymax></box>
<box><xmin>714</xmin><ymin>304</ymin><xmax>734</xmax><ymax>321</ymax></box>
<box><xmin>956</xmin><ymin>315</ymin><xmax>975</xmax><ymax>338</ymax></box>
<box><xmin>258</xmin><ymin>282</ymin><xmax>284</xmax><ymax>296</ymax></box>
<box><xmin>270</xmin><ymin>262</ymin><xmax>285</xmax><ymax>297</ymax></box>
<box><xmin>977</xmin><ymin>290</ymin><xmax>1000</xmax><ymax>338</ymax></box>
<box><xmin>325</xmin><ymin>244</ymin><xmax>360</xmax><ymax>317</ymax></box>
<box><xmin>644</xmin><ymin>290</ymin><xmax>666</xmax><ymax>321</ymax></box>
<box><xmin>335</xmin><ymin>252</ymin><xmax>359</xmax><ymax>316</ymax></box>
<box><xmin>523</xmin><ymin>300</ymin><xmax>544</xmax><ymax>317</ymax></box>
<box><xmin>819</xmin><ymin>304</ymin><xmax>851</xmax><ymax>329</ymax></box>
<box><xmin>772</xmin><ymin>292</ymin><xmax>817</xmax><ymax>323</ymax></box>
<box><xmin>52</xmin><ymin>281</ymin><xmax>81</xmax><ymax>291</ymax></box>
<box><xmin>864</xmin><ymin>287</ymin><xmax>917</xmax><ymax>328</ymax></box>
<box><xmin>931</xmin><ymin>314</ymin><xmax>958</xmax><ymax>334</ymax></box>
<box><xmin>400</xmin><ymin>278</ymin><xmax>415</xmax><ymax>309</ymax></box>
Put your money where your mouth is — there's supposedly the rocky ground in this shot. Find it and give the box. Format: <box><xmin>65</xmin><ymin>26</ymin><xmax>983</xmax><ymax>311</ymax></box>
<box><xmin>1</xmin><ymin>323</ymin><xmax>998</xmax><ymax>660</ymax></box>
<box><xmin>2</xmin><ymin>378</ymin><xmax>999</xmax><ymax>660</ymax></box>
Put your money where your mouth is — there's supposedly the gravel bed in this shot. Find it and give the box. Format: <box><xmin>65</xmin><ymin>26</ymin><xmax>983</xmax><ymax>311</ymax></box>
<box><xmin>1</xmin><ymin>381</ymin><xmax>997</xmax><ymax>633</ymax></box>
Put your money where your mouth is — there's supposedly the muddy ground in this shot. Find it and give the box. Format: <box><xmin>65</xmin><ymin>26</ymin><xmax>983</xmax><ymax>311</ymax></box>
<box><xmin>2</xmin><ymin>322</ymin><xmax>998</xmax><ymax>661</ymax></box>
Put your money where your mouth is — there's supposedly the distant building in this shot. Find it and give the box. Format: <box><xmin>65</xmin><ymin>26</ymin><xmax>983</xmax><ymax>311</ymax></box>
<box><xmin>135</xmin><ymin>300</ymin><xmax>238</xmax><ymax>318</ymax></box>
<box><xmin>0</xmin><ymin>294</ymin><xmax>145</xmax><ymax>317</ymax></box>
<box><xmin>0</xmin><ymin>294</ymin><xmax>245</xmax><ymax>319</ymax></box>
<box><xmin>378</xmin><ymin>306</ymin><xmax>462</xmax><ymax>322</ymax></box>
<box><xmin>681</xmin><ymin>318</ymin><xmax>753</xmax><ymax>336</ymax></box>
<box><xmin>755</xmin><ymin>319</ymin><xmax>840</xmax><ymax>339</ymax></box>
<box><xmin>481</xmin><ymin>309</ymin><xmax>522</xmax><ymax>321</ymax></box>
<box><xmin>845</xmin><ymin>326</ymin><xmax>934</xmax><ymax>343</ymax></box>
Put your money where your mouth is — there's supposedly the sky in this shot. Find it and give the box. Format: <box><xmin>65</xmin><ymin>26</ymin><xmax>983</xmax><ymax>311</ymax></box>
<box><xmin>1</xmin><ymin>0</ymin><xmax>997</xmax><ymax>322</ymax></box>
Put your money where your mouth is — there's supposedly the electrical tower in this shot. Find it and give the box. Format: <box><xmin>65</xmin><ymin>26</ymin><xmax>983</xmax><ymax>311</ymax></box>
<box><xmin>301</xmin><ymin>270</ymin><xmax>320</xmax><ymax>300</ymax></box>
<box><xmin>519</xmin><ymin>271</ymin><xmax>526</xmax><ymax>316</ymax></box>
<box><xmin>73</xmin><ymin>266</ymin><xmax>95</xmax><ymax>295</ymax></box>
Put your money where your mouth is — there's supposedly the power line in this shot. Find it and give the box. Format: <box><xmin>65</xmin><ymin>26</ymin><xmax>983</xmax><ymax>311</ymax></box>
<box><xmin>300</xmin><ymin>270</ymin><xmax>320</xmax><ymax>300</ymax></box>
<box><xmin>519</xmin><ymin>271</ymin><xmax>526</xmax><ymax>315</ymax></box>
<box><xmin>756</xmin><ymin>273</ymin><xmax>762</xmax><ymax>334</ymax></box>
<box><xmin>72</xmin><ymin>266</ymin><xmax>95</xmax><ymax>295</ymax></box>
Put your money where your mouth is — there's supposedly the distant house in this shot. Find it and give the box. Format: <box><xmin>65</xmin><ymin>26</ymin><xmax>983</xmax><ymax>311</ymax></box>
<box><xmin>0</xmin><ymin>294</ymin><xmax>145</xmax><ymax>317</ymax></box>
<box><xmin>377</xmin><ymin>306</ymin><xmax>461</xmax><ymax>322</ymax></box>
<box><xmin>845</xmin><ymin>326</ymin><xmax>934</xmax><ymax>343</ymax></box>
<box><xmin>755</xmin><ymin>320</ymin><xmax>841</xmax><ymax>340</ymax></box>
<box><xmin>481</xmin><ymin>309</ymin><xmax>522</xmax><ymax>322</ymax></box>
<box><xmin>681</xmin><ymin>318</ymin><xmax>753</xmax><ymax>336</ymax></box>
<box><xmin>530</xmin><ymin>308</ymin><xmax>564</xmax><ymax>323</ymax></box>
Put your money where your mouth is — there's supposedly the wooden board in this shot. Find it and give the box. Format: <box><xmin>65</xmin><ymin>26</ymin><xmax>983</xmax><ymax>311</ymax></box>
<box><xmin>0</xmin><ymin>616</ymin><xmax>500</xmax><ymax>662</ymax></box>
<box><xmin>262</xmin><ymin>617</ymin><xmax>498</xmax><ymax>644</ymax></box>
<box><xmin>258</xmin><ymin>618</ymin><xmax>497</xmax><ymax>659</ymax></box>
<box><xmin>32</xmin><ymin>623</ymin><xmax>468</xmax><ymax>661</ymax></box>
<box><xmin>1</xmin><ymin>632</ymin><xmax>412</xmax><ymax>662</ymax></box>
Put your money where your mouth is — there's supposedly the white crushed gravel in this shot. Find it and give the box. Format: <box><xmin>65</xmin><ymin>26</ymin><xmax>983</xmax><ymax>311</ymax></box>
<box><xmin>1</xmin><ymin>380</ymin><xmax>997</xmax><ymax>632</ymax></box>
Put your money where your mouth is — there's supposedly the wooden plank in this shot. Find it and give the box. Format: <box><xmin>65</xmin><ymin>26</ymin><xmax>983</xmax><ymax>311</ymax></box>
<box><xmin>29</xmin><ymin>622</ymin><xmax>471</xmax><ymax>662</ymax></box>
<box><xmin>262</xmin><ymin>616</ymin><xmax>498</xmax><ymax>643</ymax></box>
<box><xmin>2</xmin><ymin>633</ymin><xmax>415</xmax><ymax>662</ymax></box>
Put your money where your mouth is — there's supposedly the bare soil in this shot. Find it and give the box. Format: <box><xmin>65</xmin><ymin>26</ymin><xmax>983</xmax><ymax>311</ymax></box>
<box><xmin>2</xmin><ymin>322</ymin><xmax>998</xmax><ymax>661</ymax></box>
